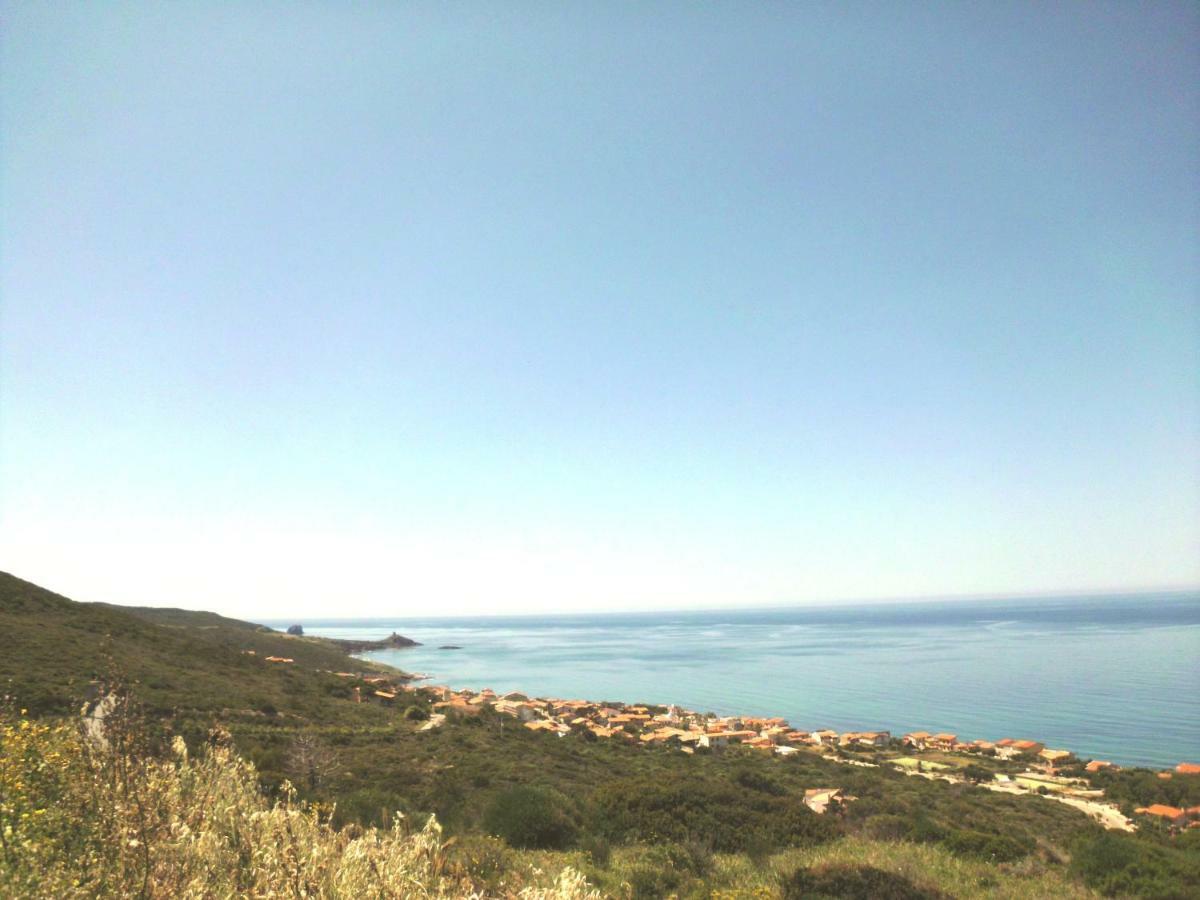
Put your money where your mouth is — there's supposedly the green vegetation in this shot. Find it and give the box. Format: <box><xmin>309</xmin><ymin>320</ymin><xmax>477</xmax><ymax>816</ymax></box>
<box><xmin>1082</xmin><ymin>766</ymin><xmax>1200</xmax><ymax>814</ymax></box>
<box><xmin>4</xmin><ymin>570</ymin><xmax>1200</xmax><ymax>897</ymax></box>
<box><xmin>1071</xmin><ymin>831</ymin><xmax>1200</xmax><ymax>899</ymax></box>
<box><xmin>782</xmin><ymin>863</ymin><xmax>948</xmax><ymax>899</ymax></box>
<box><xmin>0</xmin><ymin>572</ymin><xmax>404</xmax><ymax>723</ymax></box>
<box><xmin>484</xmin><ymin>786</ymin><xmax>578</xmax><ymax>850</ymax></box>
<box><xmin>0</xmin><ymin>702</ymin><xmax>595</xmax><ymax>898</ymax></box>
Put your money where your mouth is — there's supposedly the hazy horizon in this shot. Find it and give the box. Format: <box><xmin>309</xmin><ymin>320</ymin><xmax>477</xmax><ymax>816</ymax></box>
<box><xmin>3</xmin><ymin>4</ymin><xmax>1198</xmax><ymax>619</ymax></box>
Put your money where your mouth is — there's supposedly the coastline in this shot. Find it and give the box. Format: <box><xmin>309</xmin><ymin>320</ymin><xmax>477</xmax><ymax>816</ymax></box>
<box><xmin>289</xmin><ymin>592</ymin><xmax>1200</xmax><ymax>770</ymax></box>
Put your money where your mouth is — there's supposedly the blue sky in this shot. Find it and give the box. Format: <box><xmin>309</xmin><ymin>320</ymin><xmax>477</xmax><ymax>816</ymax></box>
<box><xmin>2</xmin><ymin>3</ymin><xmax>1197</xmax><ymax>617</ymax></box>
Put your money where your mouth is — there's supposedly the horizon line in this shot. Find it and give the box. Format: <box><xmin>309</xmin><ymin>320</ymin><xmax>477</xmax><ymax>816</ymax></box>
<box><xmin>249</xmin><ymin>583</ymin><xmax>1200</xmax><ymax>625</ymax></box>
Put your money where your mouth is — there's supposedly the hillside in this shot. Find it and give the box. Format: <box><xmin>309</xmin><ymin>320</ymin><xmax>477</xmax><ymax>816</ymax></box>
<box><xmin>0</xmin><ymin>571</ymin><xmax>407</xmax><ymax>722</ymax></box>
<box><xmin>3</xmin><ymin>572</ymin><xmax>1198</xmax><ymax>898</ymax></box>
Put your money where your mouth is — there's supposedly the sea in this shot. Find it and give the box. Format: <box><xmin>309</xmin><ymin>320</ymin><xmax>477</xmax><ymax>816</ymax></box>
<box><xmin>267</xmin><ymin>591</ymin><xmax>1200</xmax><ymax>769</ymax></box>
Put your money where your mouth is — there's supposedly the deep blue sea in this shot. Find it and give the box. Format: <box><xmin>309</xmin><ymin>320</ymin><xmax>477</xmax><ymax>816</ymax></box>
<box><xmin>268</xmin><ymin>592</ymin><xmax>1200</xmax><ymax>769</ymax></box>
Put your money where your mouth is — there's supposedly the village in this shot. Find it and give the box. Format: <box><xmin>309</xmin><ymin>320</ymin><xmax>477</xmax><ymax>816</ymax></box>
<box><xmin>282</xmin><ymin>652</ymin><xmax>1200</xmax><ymax>834</ymax></box>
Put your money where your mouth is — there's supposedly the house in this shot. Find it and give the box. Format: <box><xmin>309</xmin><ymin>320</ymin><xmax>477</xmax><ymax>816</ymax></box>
<box><xmin>373</xmin><ymin>690</ymin><xmax>397</xmax><ymax>701</ymax></box>
<box><xmin>1135</xmin><ymin>805</ymin><xmax>1187</xmax><ymax>826</ymax></box>
<box><xmin>785</xmin><ymin>731</ymin><xmax>811</xmax><ymax>744</ymax></box>
<box><xmin>1085</xmin><ymin>760</ymin><xmax>1115</xmax><ymax>773</ymax></box>
<box><xmin>433</xmin><ymin>697</ymin><xmax>482</xmax><ymax>716</ymax></box>
<box><xmin>774</xmin><ymin>745</ymin><xmax>800</xmax><ymax>756</ymax></box>
<box><xmin>640</xmin><ymin>728</ymin><xmax>688</xmax><ymax>746</ymax></box>
<box><xmin>930</xmin><ymin>733</ymin><xmax>957</xmax><ymax>750</ymax></box>
<box><xmin>718</xmin><ymin>729</ymin><xmax>759</xmax><ymax>744</ymax></box>
<box><xmin>494</xmin><ymin>700</ymin><xmax>538</xmax><ymax>722</ymax></box>
<box><xmin>1039</xmin><ymin>748</ymin><xmax>1072</xmax><ymax>766</ymax></box>
<box><xmin>762</xmin><ymin>725</ymin><xmax>790</xmax><ymax>744</ymax></box>
<box><xmin>803</xmin><ymin>788</ymin><xmax>843</xmax><ymax>814</ymax></box>
<box><xmin>264</xmin><ymin>656</ymin><xmax>294</xmax><ymax>663</ymax></box>
<box><xmin>1175</xmin><ymin>763</ymin><xmax>1200</xmax><ymax>775</ymax></box>
<box><xmin>994</xmin><ymin>738</ymin><xmax>1016</xmax><ymax>758</ymax></box>
<box><xmin>902</xmin><ymin>732</ymin><xmax>932</xmax><ymax>750</ymax></box>
<box><xmin>840</xmin><ymin>731</ymin><xmax>889</xmax><ymax>748</ymax></box>
<box><xmin>812</xmin><ymin>729</ymin><xmax>840</xmax><ymax>746</ymax></box>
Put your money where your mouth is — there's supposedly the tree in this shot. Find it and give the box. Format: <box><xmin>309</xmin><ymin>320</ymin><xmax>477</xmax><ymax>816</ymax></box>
<box><xmin>287</xmin><ymin>733</ymin><xmax>340</xmax><ymax>790</ymax></box>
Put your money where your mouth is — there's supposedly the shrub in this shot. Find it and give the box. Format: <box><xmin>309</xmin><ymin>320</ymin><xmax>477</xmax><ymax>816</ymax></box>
<box><xmin>483</xmin><ymin>786</ymin><xmax>577</xmax><ymax>850</ymax></box>
<box><xmin>591</xmin><ymin>773</ymin><xmax>839</xmax><ymax>853</ymax></box>
<box><xmin>961</xmin><ymin>764</ymin><xmax>993</xmax><ymax>783</ymax></box>
<box><xmin>942</xmin><ymin>828</ymin><xmax>1033</xmax><ymax>862</ymax></box>
<box><xmin>578</xmin><ymin>834</ymin><xmax>612</xmax><ymax>867</ymax></box>
<box><xmin>0</xmin><ymin>704</ymin><xmax>600</xmax><ymax>898</ymax></box>
<box><xmin>404</xmin><ymin>705</ymin><xmax>430</xmax><ymax>721</ymax></box>
<box><xmin>332</xmin><ymin>786</ymin><xmax>412</xmax><ymax>829</ymax></box>
<box><xmin>782</xmin><ymin>864</ymin><xmax>948</xmax><ymax>899</ymax></box>
<box><xmin>1071</xmin><ymin>831</ymin><xmax>1200</xmax><ymax>899</ymax></box>
<box><xmin>625</xmin><ymin>864</ymin><xmax>681</xmax><ymax>899</ymax></box>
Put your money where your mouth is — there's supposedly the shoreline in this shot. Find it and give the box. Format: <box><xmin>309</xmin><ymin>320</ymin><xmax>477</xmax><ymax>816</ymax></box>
<box><xmin>355</xmin><ymin>651</ymin><xmax>1187</xmax><ymax>773</ymax></box>
<box><xmin>352</xmin><ymin>655</ymin><xmax>1193</xmax><ymax>782</ymax></box>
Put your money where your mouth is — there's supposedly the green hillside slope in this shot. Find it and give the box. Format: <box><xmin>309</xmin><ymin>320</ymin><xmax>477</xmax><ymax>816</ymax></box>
<box><xmin>0</xmin><ymin>571</ymin><xmax>405</xmax><ymax>722</ymax></box>
<box><xmin>4</xmin><ymin>572</ymin><xmax>1197</xmax><ymax>898</ymax></box>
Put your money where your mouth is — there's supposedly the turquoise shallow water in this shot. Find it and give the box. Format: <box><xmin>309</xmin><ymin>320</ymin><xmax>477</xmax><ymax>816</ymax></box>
<box><xmin>272</xmin><ymin>592</ymin><xmax>1200</xmax><ymax>768</ymax></box>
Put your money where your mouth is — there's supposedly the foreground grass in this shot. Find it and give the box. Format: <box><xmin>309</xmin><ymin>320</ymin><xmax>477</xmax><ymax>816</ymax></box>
<box><xmin>499</xmin><ymin>838</ymin><xmax>1099</xmax><ymax>899</ymax></box>
<box><xmin>0</xmin><ymin>706</ymin><xmax>596</xmax><ymax>899</ymax></box>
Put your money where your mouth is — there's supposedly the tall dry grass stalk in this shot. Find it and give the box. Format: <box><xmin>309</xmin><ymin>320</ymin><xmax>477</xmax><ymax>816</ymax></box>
<box><xmin>0</xmin><ymin>698</ymin><xmax>599</xmax><ymax>898</ymax></box>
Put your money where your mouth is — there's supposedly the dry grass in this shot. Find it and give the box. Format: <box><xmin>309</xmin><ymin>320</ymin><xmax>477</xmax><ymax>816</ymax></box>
<box><xmin>0</xmin><ymin>701</ymin><xmax>599</xmax><ymax>898</ymax></box>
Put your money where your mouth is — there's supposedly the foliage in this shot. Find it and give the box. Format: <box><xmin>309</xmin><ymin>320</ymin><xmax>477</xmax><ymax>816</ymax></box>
<box><xmin>1088</xmin><ymin>767</ymin><xmax>1200</xmax><ymax>813</ymax></box>
<box><xmin>483</xmin><ymin>786</ymin><xmax>577</xmax><ymax>850</ymax></box>
<box><xmin>0</xmin><ymin>572</ymin><xmax>405</xmax><ymax>724</ymax></box>
<box><xmin>590</xmin><ymin>772</ymin><xmax>839</xmax><ymax>853</ymax></box>
<box><xmin>782</xmin><ymin>863</ymin><xmax>949</xmax><ymax>899</ymax></box>
<box><xmin>0</xmin><ymin>704</ymin><xmax>599</xmax><ymax>898</ymax></box>
<box><xmin>961</xmin><ymin>763</ymin><xmax>993</xmax><ymax>783</ymax></box>
<box><xmin>1071</xmin><ymin>831</ymin><xmax>1200</xmax><ymax>899</ymax></box>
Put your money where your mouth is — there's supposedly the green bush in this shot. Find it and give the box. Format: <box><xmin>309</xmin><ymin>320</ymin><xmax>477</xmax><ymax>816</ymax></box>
<box><xmin>591</xmin><ymin>773</ymin><xmax>839</xmax><ymax>854</ymax></box>
<box><xmin>625</xmin><ymin>864</ymin><xmax>681</xmax><ymax>899</ymax></box>
<box><xmin>482</xmin><ymin>785</ymin><xmax>577</xmax><ymax>850</ymax></box>
<box><xmin>403</xmin><ymin>705</ymin><xmax>430</xmax><ymax>721</ymax></box>
<box><xmin>331</xmin><ymin>786</ymin><xmax>413</xmax><ymax>829</ymax></box>
<box><xmin>578</xmin><ymin>834</ymin><xmax>611</xmax><ymax>867</ymax></box>
<box><xmin>1071</xmin><ymin>831</ymin><xmax>1200</xmax><ymax>899</ymax></box>
<box><xmin>782</xmin><ymin>864</ymin><xmax>948</xmax><ymax>899</ymax></box>
<box><xmin>961</xmin><ymin>764</ymin><xmax>993</xmax><ymax>783</ymax></box>
<box><xmin>942</xmin><ymin>828</ymin><xmax>1033</xmax><ymax>862</ymax></box>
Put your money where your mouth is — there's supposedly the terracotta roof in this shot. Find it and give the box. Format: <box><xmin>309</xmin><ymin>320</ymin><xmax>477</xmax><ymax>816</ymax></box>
<box><xmin>1175</xmin><ymin>763</ymin><xmax>1200</xmax><ymax>775</ymax></box>
<box><xmin>1139</xmin><ymin>804</ymin><xmax>1185</xmax><ymax>820</ymax></box>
